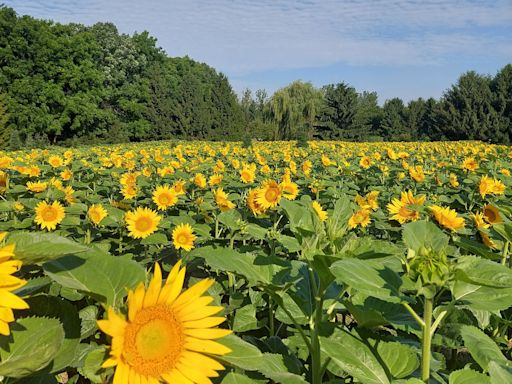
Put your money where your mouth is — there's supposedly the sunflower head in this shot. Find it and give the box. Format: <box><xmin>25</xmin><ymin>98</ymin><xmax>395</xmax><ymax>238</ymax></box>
<box><xmin>312</xmin><ymin>201</ymin><xmax>328</xmax><ymax>222</ymax></box>
<box><xmin>255</xmin><ymin>180</ymin><xmax>282</xmax><ymax>209</ymax></box>
<box><xmin>430</xmin><ymin>205</ymin><xmax>465</xmax><ymax>231</ymax></box>
<box><xmin>172</xmin><ymin>223</ymin><xmax>197</xmax><ymax>252</ymax></box>
<box><xmin>88</xmin><ymin>204</ymin><xmax>108</xmax><ymax>226</ymax></box>
<box><xmin>34</xmin><ymin>201</ymin><xmax>66</xmax><ymax>231</ymax></box>
<box><xmin>125</xmin><ymin>207</ymin><xmax>161</xmax><ymax>239</ymax></box>
<box><xmin>152</xmin><ymin>185</ymin><xmax>178</xmax><ymax>211</ymax></box>
<box><xmin>97</xmin><ymin>262</ymin><xmax>231</xmax><ymax>384</ymax></box>
<box><xmin>483</xmin><ymin>204</ymin><xmax>502</xmax><ymax>225</ymax></box>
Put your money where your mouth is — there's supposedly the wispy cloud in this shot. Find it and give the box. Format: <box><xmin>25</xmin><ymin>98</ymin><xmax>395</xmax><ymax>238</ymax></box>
<box><xmin>4</xmin><ymin>0</ymin><xmax>512</xmax><ymax>99</ymax></box>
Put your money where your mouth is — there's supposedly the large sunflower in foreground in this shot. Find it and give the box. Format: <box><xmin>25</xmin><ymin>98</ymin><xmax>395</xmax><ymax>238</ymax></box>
<box><xmin>125</xmin><ymin>207</ymin><xmax>161</xmax><ymax>239</ymax></box>
<box><xmin>98</xmin><ymin>262</ymin><xmax>231</xmax><ymax>384</ymax></box>
<box><xmin>0</xmin><ymin>235</ymin><xmax>29</xmax><ymax>335</ymax></box>
<box><xmin>34</xmin><ymin>200</ymin><xmax>65</xmax><ymax>231</ymax></box>
<box><xmin>256</xmin><ymin>180</ymin><xmax>282</xmax><ymax>209</ymax></box>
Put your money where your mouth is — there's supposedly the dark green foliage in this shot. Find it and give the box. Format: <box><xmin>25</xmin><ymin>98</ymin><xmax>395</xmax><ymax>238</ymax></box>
<box><xmin>0</xmin><ymin>93</ymin><xmax>9</xmax><ymax>149</ymax></box>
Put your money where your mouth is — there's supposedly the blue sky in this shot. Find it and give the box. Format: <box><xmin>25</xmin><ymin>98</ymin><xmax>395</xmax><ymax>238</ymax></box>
<box><xmin>4</xmin><ymin>0</ymin><xmax>512</xmax><ymax>103</ymax></box>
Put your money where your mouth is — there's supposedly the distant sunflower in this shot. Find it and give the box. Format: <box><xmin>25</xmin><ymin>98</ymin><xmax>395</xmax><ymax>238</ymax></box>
<box><xmin>430</xmin><ymin>205</ymin><xmax>465</xmax><ymax>231</ymax></box>
<box><xmin>152</xmin><ymin>185</ymin><xmax>178</xmax><ymax>211</ymax></box>
<box><xmin>26</xmin><ymin>181</ymin><xmax>48</xmax><ymax>193</ymax></box>
<box><xmin>172</xmin><ymin>223</ymin><xmax>197</xmax><ymax>252</ymax></box>
<box><xmin>256</xmin><ymin>180</ymin><xmax>282</xmax><ymax>209</ymax></box>
<box><xmin>312</xmin><ymin>201</ymin><xmax>328</xmax><ymax>222</ymax></box>
<box><xmin>483</xmin><ymin>204</ymin><xmax>502</xmax><ymax>225</ymax></box>
<box><xmin>125</xmin><ymin>207</ymin><xmax>161</xmax><ymax>239</ymax></box>
<box><xmin>247</xmin><ymin>189</ymin><xmax>265</xmax><ymax>216</ymax></box>
<box><xmin>97</xmin><ymin>262</ymin><xmax>231</xmax><ymax>384</ymax></box>
<box><xmin>0</xmin><ymin>236</ymin><xmax>29</xmax><ymax>335</ymax></box>
<box><xmin>193</xmin><ymin>173</ymin><xmax>207</xmax><ymax>188</ymax></box>
<box><xmin>34</xmin><ymin>201</ymin><xmax>65</xmax><ymax>231</ymax></box>
<box><xmin>88</xmin><ymin>204</ymin><xmax>108</xmax><ymax>226</ymax></box>
<box><xmin>348</xmin><ymin>209</ymin><xmax>371</xmax><ymax>229</ymax></box>
<box><xmin>240</xmin><ymin>168</ymin><xmax>255</xmax><ymax>184</ymax></box>
<box><xmin>214</xmin><ymin>188</ymin><xmax>235</xmax><ymax>212</ymax></box>
<box><xmin>280</xmin><ymin>180</ymin><xmax>299</xmax><ymax>201</ymax></box>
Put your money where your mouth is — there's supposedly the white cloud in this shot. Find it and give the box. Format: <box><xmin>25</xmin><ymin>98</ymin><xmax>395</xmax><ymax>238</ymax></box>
<box><xmin>5</xmin><ymin>0</ymin><xmax>512</xmax><ymax>75</ymax></box>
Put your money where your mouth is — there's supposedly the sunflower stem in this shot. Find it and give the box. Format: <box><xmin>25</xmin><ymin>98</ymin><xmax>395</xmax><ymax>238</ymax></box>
<box><xmin>421</xmin><ymin>298</ymin><xmax>434</xmax><ymax>383</ymax></box>
<box><xmin>501</xmin><ymin>241</ymin><xmax>509</xmax><ymax>266</ymax></box>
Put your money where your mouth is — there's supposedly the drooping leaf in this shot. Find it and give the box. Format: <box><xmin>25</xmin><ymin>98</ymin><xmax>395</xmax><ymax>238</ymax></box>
<box><xmin>460</xmin><ymin>326</ymin><xmax>510</xmax><ymax>371</ymax></box>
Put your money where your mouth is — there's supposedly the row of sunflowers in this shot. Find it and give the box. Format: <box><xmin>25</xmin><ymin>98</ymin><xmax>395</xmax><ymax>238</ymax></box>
<box><xmin>0</xmin><ymin>140</ymin><xmax>511</xmax><ymax>383</ymax></box>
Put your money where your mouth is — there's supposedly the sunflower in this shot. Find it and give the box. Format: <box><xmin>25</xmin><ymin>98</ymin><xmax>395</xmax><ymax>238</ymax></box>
<box><xmin>97</xmin><ymin>262</ymin><xmax>231</xmax><ymax>384</ymax></box>
<box><xmin>48</xmin><ymin>155</ymin><xmax>63</xmax><ymax>168</ymax></box>
<box><xmin>213</xmin><ymin>188</ymin><xmax>235</xmax><ymax>212</ymax></box>
<box><xmin>312</xmin><ymin>201</ymin><xmax>328</xmax><ymax>222</ymax></box>
<box><xmin>173</xmin><ymin>180</ymin><xmax>186</xmax><ymax>195</ymax></box>
<box><xmin>280</xmin><ymin>180</ymin><xmax>299</xmax><ymax>200</ymax></box>
<box><xmin>356</xmin><ymin>191</ymin><xmax>379</xmax><ymax>211</ymax></box>
<box><xmin>247</xmin><ymin>189</ymin><xmax>265</xmax><ymax>216</ymax></box>
<box><xmin>88</xmin><ymin>204</ymin><xmax>108</xmax><ymax>226</ymax></box>
<box><xmin>34</xmin><ymin>201</ymin><xmax>65</xmax><ymax>231</ymax></box>
<box><xmin>462</xmin><ymin>157</ymin><xmax>478</xmax><ymax>172</ymax></box>
<box><xmin>359</xmin><ymin>156</ymin><xmax>372</xmax><ymax>169</ymax></box>
<box><xmin>208</xmin><ymin>174</ymin><xmax>223</xmax><ymax>187</ymax></box>
<box><xmin>348</xmin><ymin>209</ymin><xmax>371</xmax><ymax>229</ymax></box>
<box><xmin>152</xmin><ymin>185</ymin><xmax>178</xmax><ymax>211</ymax></box>
<box><xmin>60</xmin><ymin>169</ymin><xmax>73</xmax><ymax>181</ymax></box>
<box><xmin>483</xmin><ymin>204</ymin><xmax>502</xmax><ymax>225</ymax></box>
<box><xmin>256</xmin><ymin>180</ymin><xmax>282</xmax><ymax>209</ymax></box>
<box><xmin>172</xmin><ymin>223</ymin><xmax>197</xmax><ymax>252</ymax></box>
<box><xmin>121</xmin><ymin>184</ymin><xmax>138</xmax><ymax>200</ymax></box>
<box><xmin>26</xmin><ymin>181</ymin><xmax>48</xmax><ymax>193</ymax></box>
<box><xmin>430</xmin><ymin>205</ymin><xmax>465</xmax><ymax>231</ymax></box>
<box><xmin>125</xmin><ymin>207</ymin><xmax>161</xmax><ymax>239</ymax></box>
<box><xmin>240</xmin><ymin>168</ymin><xmax>255</xmax><ymax>184</ymax></box>
<box><xmin>409</xmin><ymin>166</ymin><xmax>425</xmax><ymax>183</ymax></box>
<box><xmin>0</xmin><ymin>171</ymin><xmax>8</xmax><ymax>194</ymax></box>
<box><xmin>472</xmin><ymin>212</ymin><xmax>489</xmax><ymax>229</ymax></box>
<box><xmin>193</xmin><ymin>173</ymin><xmax>207</xmax><ymax>188</ymax></box>
<box><xmin>0</xmin><ymin>237</ymin><xmax>29</xmax><ymax>335</ymax></box>
<box><xmin>387</xmin><ymin>199</ymin><xmax>420</xmax><ymax>224</ymax></box>
<box><xmin>479</xmin><ymin>175</ymin><xmax>494</xmax><ymax>198</ymax></box>
<box><xmin>449</xmin><ymin>173</ymin><xmax>459</xmax><ymax>188</ymax></box>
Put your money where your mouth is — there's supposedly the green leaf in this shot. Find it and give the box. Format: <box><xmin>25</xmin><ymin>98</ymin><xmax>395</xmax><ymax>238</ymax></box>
<box><xmin>25</xmin><ymin>295</ymin><xmax>81</xmax><ymax>373</ymax></box>
<box><xmin>140</xmin><ymin>232</ymin><xmax>168</xmax><ymax>245</ymax></box>
<box><xmin>489</xmin><ymin>361</ymin><xmax>512</xmax><ymax>384</ymax></box>
<box><xmin>449</xmin><ymin>369</ymin><xmax>491</xmax><ymax>384</ymax></box>
<box><xmin>233</xmin><ymin>305</ymin><xmax>261</xmax><ymax>332</ymax></box>
<box><xmin>221</xmin><ymin>372</ymin><xmax>266</xmax><ymax>384</ymax></box>
<box><xmin>7</xmin><ymin>232</ymin><xmax>89</xmax><ymax>264</ymax></box>
<box><xmin>321</xmin><ymin>330</ymin><xmax>390</xmax><ymax>384</ymax></box>
<box><xmin>454</xmin><ymin>238</ymin><xmax>500</xmax><ymax>261</ymax></box>
<box><xmin>0</xmin><ymin>317</ymin><xmax>64</xmax><ymax>378</ymax></box>
<box><xmin>79</xmin><ymin>305</ymin><xmax>99</xmax><ymax>340</ymax></box>
<box><xmin>325</xmin><ymin>196</ymin><xmax>351</xmax><ymax>241</ymax></box>
<box><xmin>192</xmin><ymin>246</ymin><xmax>289</xmax><ymax>287</ymax></box>
<box><xmin>218</xmin><ymin>209</ymin><xmax>243</xmax><ymax>230</ymax></box>
<box><xmin>43</xmin><ymin>248</ymin><xmax>145</xmax><ymax>306</ymax></box>
<box><xmin>452</xmin><ymin>280</ymin><xmax>512</xmax><ymax>311</ymax></box>
<box><xmin>460</xmin><ymin>325</ymin><xmax>510</xmax><ymax>371</ymax></box>
<box><xmin>219</xmin><ymin>335</ymin><xmax>307</xmax><ymax>384</ymax></box>
<box><xmin>403</xmin><ymin>220</ymin><xmax>448</xmax><ymax>253</ymax></box>
<box><xmin>376</xmin><ymin>341</ymin><xmax>419</xmax><ymax>379</ymax></box>
<box><xmin>330</xmin><ymin>258</ymin><xmax>404</xmax><ymax>303</ymax></box>
<box><xmin>455</xmin><ymin>256</ymin><xmax>512</xmax><ymax>288</ymax></box>
<box><xmin>78</xmin><ymin>346</ymin><xmax>107</xmax><ymax>383</ymax></box>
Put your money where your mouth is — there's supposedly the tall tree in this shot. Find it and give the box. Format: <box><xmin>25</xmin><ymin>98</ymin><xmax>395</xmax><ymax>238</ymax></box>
<box><xmin>380</xmin><ymin>98</ymin><xmax>409</xmax><ymax>140</ymax></box>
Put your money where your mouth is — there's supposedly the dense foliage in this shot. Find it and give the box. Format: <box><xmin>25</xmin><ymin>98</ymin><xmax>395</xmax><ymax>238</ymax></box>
<box><xmin>0</xmin><ymin>5</ymin><xmax>511</xmax><ymax>147</ymax></box>
<box><xmin>0</xmin><ymin>140</ymin><xmax>511</xmax><ymax>383</ymax></box>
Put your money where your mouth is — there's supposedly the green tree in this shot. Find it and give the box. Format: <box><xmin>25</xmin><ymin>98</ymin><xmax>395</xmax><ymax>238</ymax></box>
<box><xmin>380</xmin><ymin>98</ymin><xmax>409</xmax><ymax>140</ymax></box>
<box><xmin>0</xmin><ymin>93</ymin><xmax>9</xmax><ymax>148</ymax></box>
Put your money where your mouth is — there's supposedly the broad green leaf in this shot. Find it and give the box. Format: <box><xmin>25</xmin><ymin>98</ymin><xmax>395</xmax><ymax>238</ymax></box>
<box><xmin>79</xmin><ymin>305</ymin><xmax>99</xmax><ymax>340</ymax></box>
<box><xmin>377</xmin><ymin>341</ymin><xmax>419</xmax><ymax>379</ymax></box>
<box><xmin>7</xmin><ymin>231</ymin><xmax>89</xmax><ymax>264</ymax></box>
<box><xmin>25</xmin><ymin>295</ymin><xmax>81</xmax><ymax>373</ymax></box>
<box><xmin>452</xmin><ymin>280</ymin><xmax>512</xmax><ymax>311</ymax></box>
<box><xmin>233</xmin><ymin>305</ymin><xmax>260</xmax><ymax>332</ymax></box>
<box><xmin>455</xmin><ymin>256</ymin><xmax>512</xmax><ymax>288</ymax></box>
<box><xmin>449</xmin><ymin>369</ymin><xmax>490</xmax><ymax>384</ymax></box>
<box><xmin>219</xmin><ymin>335</ymin><xmax>307</xmax><ymax>384</ymax></box>
<box><xmin>454</xmin><ymin>238</ymin><xmax>500</xmax><ymax>261</ymax></box>
<box><xmin>0</xmin><ymin>317</ymin><xmax>64</xmax><ymax>378</ymax></box>
<box><xmin>460</xmin><ymin>326</ymin><xmax>510</xmax><ymax>371</ymax></box>
<box><xmin>192</xmin><ymin>246</ymin><xmax>289</xmax><ymax>286</ymax></box>
<box><xmin>218</xmin><ymin>209</ymin><xmax>243</xmax><ymax>230</ymax></box>
<box><xmin>489</xmin><ymin>361</ymin><xmax>512</xmax><ymax>384</ymax></box>
<box><xmin>403</xmin><ymin>220</ymin><xmax>448</xmax><ymax>253</ymax></box>
<box><xmin>78</xmin><ymin>346</ymin><xmax>107</xmax><ymax>383</ymax></box>
<box><xmin>43</xmin><ymin>249</ymin><xmax>145</xmax><ymax>306</ymax></box>
<box><xmin>325</xmin><ymin>196</ymin><xmax>351</xmax><ymax>241</ymax></box>
<box><xmin>321</xmin><ymin>330</ymin><xmax>390</xmax><ymax>384</ymax></box>
<box><xmin>140</xmin><ymin>232</ymin><xmax>168</xmax><ymax>245</ymax></box>
<box><xmin>221</xmin><ymin>372</ymin><xmax>265</xmax><ymax>384</ymax></box>
<box><xmin>330</xmin><ymin>258</ymin><xmax>404</xmax><ymax>303</ymax></box>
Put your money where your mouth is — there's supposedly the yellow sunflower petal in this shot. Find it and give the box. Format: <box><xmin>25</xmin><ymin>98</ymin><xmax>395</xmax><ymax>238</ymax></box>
<box><xmin>161</xmin><ymin>369</ymin><xmax>194</xmax><ymax>384</ymax></box>
<box><xmin>183</xmin><ymin>328</ymin><xmax>232</xmax><ymax>339</ymax></box>
<box><xmin>159</xmin><ymin>267</ymin><xmax>186</xmax><ymax>305</ymax></box>
<box><xmin>113</xmin><ymin>361</ymin><xmax>130</xmax><ymax>384</ymax></box>
<box><xmin>185</xmin><ymin>338</ymin><xmax>232</xmax><ymax>355</ymax></box>
<box><xmin>0</xmin><ymin>290</ymin><xmax>29</xmax><ymax>309</ymax></box>
<box><xmin>128</xmin><ymin>283</ymin><xmax>145</xmax><ymax>321</ymax></box>
<box><xmin>179</xmin><ymin>306</ymin><xmax>224</xmax><ymax>322</ymax></box>
<box><xmin>172</xmin><ymin>279</ymin><xmax>214</xmax><ymax>308</ymax></box>
<box><xmin>143</xmin><ymin>263</ymin><xmax>162</xmax><ymax>308</ymax></box>
<box><xmin>183</xmin><ymin>316</ymin><xmax>227</xmax><ymax>329</ymax></box>
<box><xmin>179</xmin><ymin>351</ymin><xmax>225</xmax><ymax>371</ymax></box>
<box><xmin>176</xmin><ymin>361</ymin><xmax>214</xmax><ymax>384</ymax></box>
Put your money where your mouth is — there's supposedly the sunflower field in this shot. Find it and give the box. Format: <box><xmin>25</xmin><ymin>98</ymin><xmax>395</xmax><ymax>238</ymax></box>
<box><xmin>0</xmin><ymin>140</ymin><xmax>511</xmax><ymax>384</ymax></box>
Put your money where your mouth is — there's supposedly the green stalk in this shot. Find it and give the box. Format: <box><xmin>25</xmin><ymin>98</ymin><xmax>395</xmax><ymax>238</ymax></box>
<box><xmin>501</xmin><ymin>241</ymin><xmax>509</xmax><ymax>266</ymax></box>
<box><xmin>421</xmin><ymin>298</ymin><xmax>434</xmax><ymax>383</ymax></box>
<box><xmin>308</xmin><ymin>265</ymin><xmax>324</xmax><ymax>384</ymax></box>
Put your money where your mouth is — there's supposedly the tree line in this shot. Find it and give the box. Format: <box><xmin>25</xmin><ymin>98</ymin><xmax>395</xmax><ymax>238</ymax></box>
<box><xmin>0</xmin><ymin>5</ymin><xmax>510</xmax><ymax>148</ymax></box>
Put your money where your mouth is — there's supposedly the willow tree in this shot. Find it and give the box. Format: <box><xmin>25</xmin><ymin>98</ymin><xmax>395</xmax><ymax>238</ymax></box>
<box><xmin>267</xmin><ymin>81</ymin><xmax>322</xmax><ymax>140</ymax></box>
